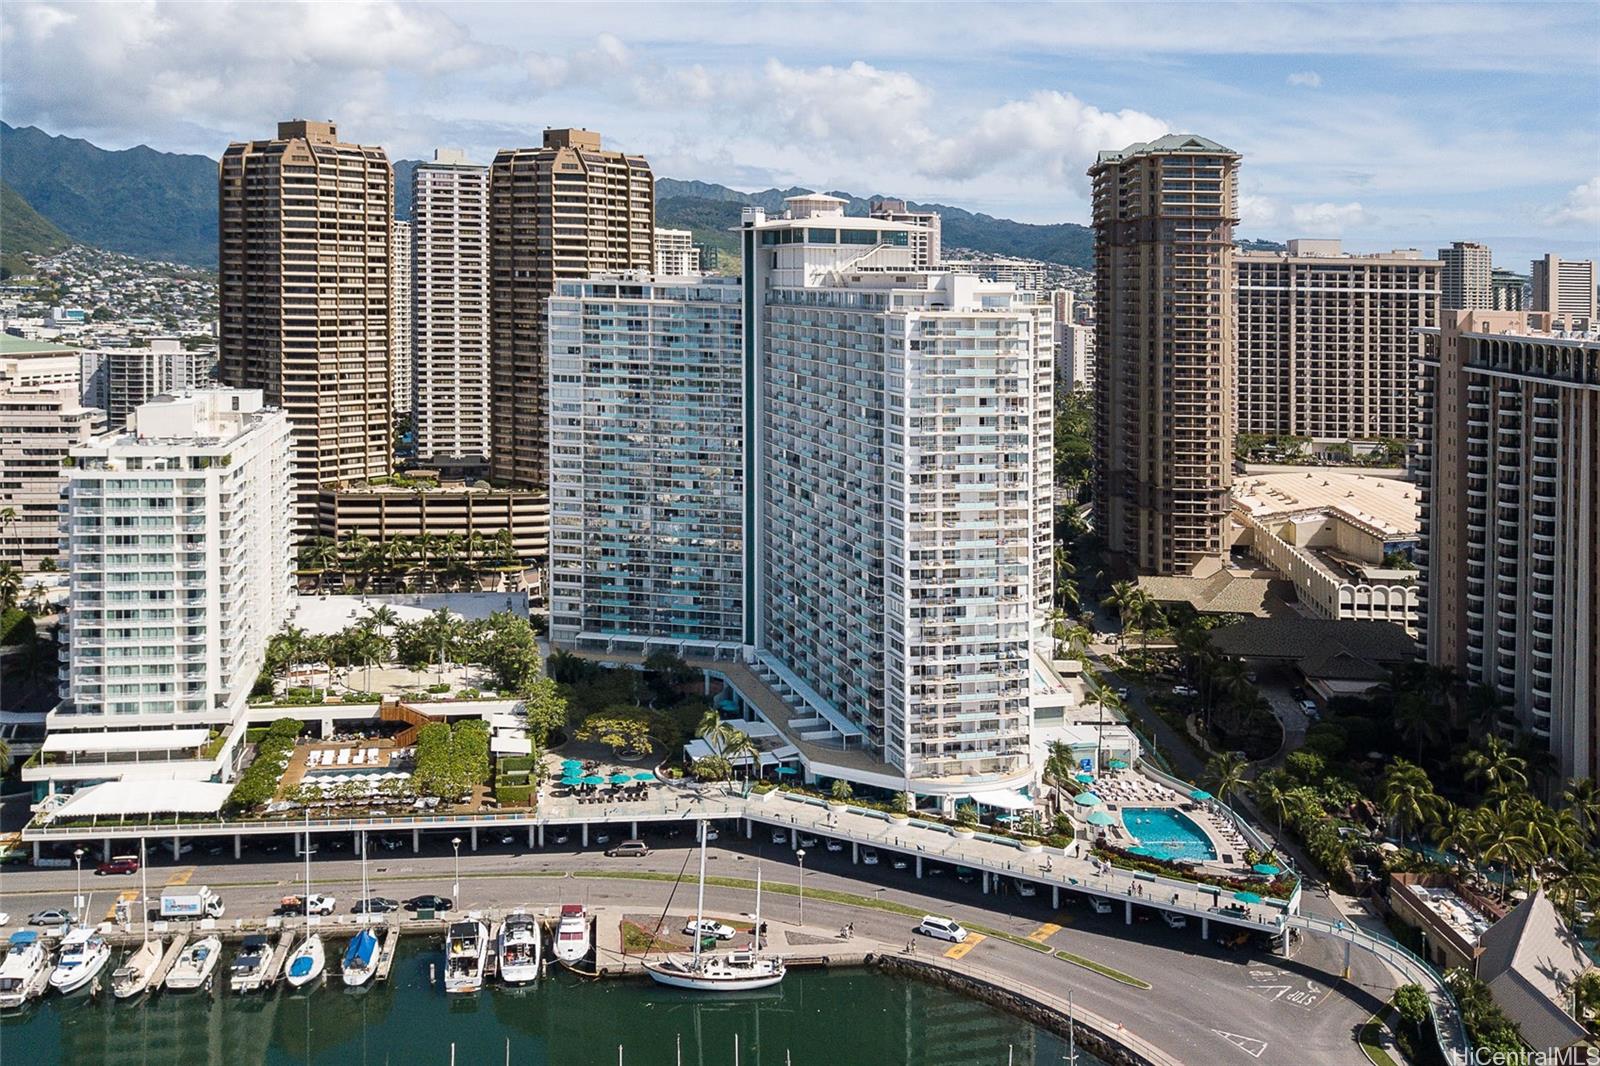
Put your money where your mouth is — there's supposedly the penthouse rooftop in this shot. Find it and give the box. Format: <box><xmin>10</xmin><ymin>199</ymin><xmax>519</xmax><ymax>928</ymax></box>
<box><xmin>1233</xmin><ymin>468</ymin><xmax>1420</xmax><ymax>540</ymax></box>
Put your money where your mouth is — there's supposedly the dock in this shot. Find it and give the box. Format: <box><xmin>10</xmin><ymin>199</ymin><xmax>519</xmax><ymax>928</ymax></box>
<box><xmin>372</xmin><ymin>926</ymin><xmax>400</xmax><ymax>984</ymax></box>
<box><xmin>262</xmin><ymin>931</ymin><xmax>295</xmax><ymax>987</ymax></box>
<box><xmin>148</xmin><ymin>932</ymin><xmax>189</xmax><ymax>992</ymax></box>
<box><xmin>484</xmin><ymin>920</ymin><xmax>502</xmax><ymax>980</ymax></box>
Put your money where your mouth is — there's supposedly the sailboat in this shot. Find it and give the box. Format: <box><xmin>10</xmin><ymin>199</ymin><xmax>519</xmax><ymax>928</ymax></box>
<box><xmin>496</xmin><ymin>910</ymin><xmax>541</xmax><ymax>985</ymax></box>
<box><xmin>112</xmin><ymin>840</ymin><xmax>161</xmax><ymax>1000</ymax></box>
<box><xmin>643</xmin><ymin>822</ymin><xmax>786</xmax><ymax>991</ymax></box>
<box><xmin>285</xmin><ymin>814</ymin><xmax>326</xmax><ymax>989</ymax></box>
<box><xmin>342</xmin><ymin>831</ymin><xmax>379</xmax><ymax>988</ymax></box>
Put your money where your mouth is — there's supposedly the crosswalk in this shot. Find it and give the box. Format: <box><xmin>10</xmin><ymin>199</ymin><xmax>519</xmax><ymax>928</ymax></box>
<box><xmin>944</xmin><ymin>933</ymin><xmax>985</xmax><ymax>960</ymax></box>
<box><xmin>1026</xmin><ymin>921</ymin><xmax>1062</xmax><ymax>943</ymax></box>
<box><xmin>104</xmin><ymin>889</ymin><xmax>138</xmax><ymax>923</ymax></box>
<box><xmin>164</xmin><ymin>866</ymin><xmax>195</xmax><ymax>887</ymax></box>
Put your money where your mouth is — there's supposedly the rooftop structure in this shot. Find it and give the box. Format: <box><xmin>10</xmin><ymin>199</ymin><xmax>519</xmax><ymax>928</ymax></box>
<box><xmin>1530</xmin><ymin>254</ymin><xmax>1598</xmax><ymax>321</ymax></box>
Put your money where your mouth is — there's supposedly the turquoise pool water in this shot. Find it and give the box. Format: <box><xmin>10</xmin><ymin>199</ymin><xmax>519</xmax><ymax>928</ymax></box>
<box><xmin>1121</xmin><ymin>807</ymin><xmax>1217</xmax><ymax>861</ymax></box>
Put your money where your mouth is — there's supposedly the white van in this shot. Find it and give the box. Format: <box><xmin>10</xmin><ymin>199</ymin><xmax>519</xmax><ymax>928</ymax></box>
<box><xmin>916</xmin><ymin>916</ymin><xmax>969</xmax><ymax>943</ymax></box>
<box><xmin>1088</xmin><ymin>897</ymin><xmax>1114</xmax><ymax>915</ymax></box>
<box><xmin>1160</xmin><ymin>910</ymin><xmax>1188</xmax><ymax>929</ymax></box>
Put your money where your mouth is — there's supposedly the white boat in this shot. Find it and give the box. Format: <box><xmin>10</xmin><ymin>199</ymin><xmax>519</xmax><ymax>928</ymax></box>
<box><xmin>164</xmin><ymin>935</ymin><xmax>222</xmax><ymax>991</ymax></box>
<box><xmin>552</xmin><ymin>904</ymin><xmax>590</xmax><ymax>965</ymax></box>
<box><xmin>285</xmin><ymin>810</ymin><xmax>327</xmax><ymax>989</ymax></box>
<box><xmin>48</xmin><ymin>928</ymin><xmax>112</xmax><ymax>995</ymax></box>
<box><xmin>341</xmin><ymin>928</ymin><xmax>379</xmax><ymax>988</ymax></box>
<box><xmin>0</xmin><ymin>931</ymin><xmax>53</xmax><ymax>1009</ymax></box>
<box><xmin>228</xmin><ymin>935</ymin><xmax>272</xmax><ymax>993</ymax></box>
<box><xmin>443</xmin><ymin>919</ymin><xmax>488</xmax><ymax>994</ymax></box>
<box><xmin>496</xmin><ymin>911</ymin><xmax>541</xmax><ymax>985</ymax></box>
<box><xmin>111</xmin><ymin>940</ymin><xmax>163</xmax><ymax>1000</ymax></box>
<box><xmin>284</xmin><ymin>934</ymin><xmax>326</xmax><ymax>989</ymax></box>
<box><xmin>643</xmin><ymin>823</ymin><xmax>786</xmax><ymax>993</ymax></box>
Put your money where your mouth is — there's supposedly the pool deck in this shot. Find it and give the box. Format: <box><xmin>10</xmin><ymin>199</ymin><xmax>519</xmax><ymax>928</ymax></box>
<box><xmin>1090</xmin><ymin>771</ymin><xmax>1252</xmax><ymax>873</ymax></box>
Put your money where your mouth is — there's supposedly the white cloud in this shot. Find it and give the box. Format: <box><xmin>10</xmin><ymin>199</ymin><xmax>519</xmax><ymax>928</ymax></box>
<box><xmin>526</xmin><ymin>33</ymin><xmax>630</xmax><ymax>91</ymax></box>
<box><xmin>1288</xmin><ymin>201</ymin><xmax>1371</xmax><ymax>232</ymax></box>
<box><xmin>1537</xmin><ymin>177</ymin><xmax>1600</xmax><ymax>228</ymax></box>
<box><xmin>924</xmin><ymin>91</ymin><xmax>1168</xmax><ymax>183</ymax></box>
<box><xmin>1286</xmin><ymin>71</ymin><xmax>1322</xmax><ymax>88</ymax></box>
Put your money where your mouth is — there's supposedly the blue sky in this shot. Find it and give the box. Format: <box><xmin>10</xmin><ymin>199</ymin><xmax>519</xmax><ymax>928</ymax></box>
<box><xmin>3</xmin><ymin>1</ymin><xmax>1596</xmax><ymax>266</ymax></box>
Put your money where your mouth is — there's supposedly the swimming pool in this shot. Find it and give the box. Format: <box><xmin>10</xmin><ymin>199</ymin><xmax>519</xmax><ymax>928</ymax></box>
<box><xmin>1120</xmin><ymin>807</ymin><xmax>1217</xmax><ymax>862</ymax></box>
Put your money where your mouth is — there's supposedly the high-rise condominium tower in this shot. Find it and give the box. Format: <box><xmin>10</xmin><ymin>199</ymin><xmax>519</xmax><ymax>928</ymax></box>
<box><xmin>1236</xmin><ymin>240</ymin><xmax>1440</xmax><ymax>442</ymax></box>
<box><xmin>489</xmin><ymin>129</ymin><xmax>654</xmax><ymax>547</ymax></box>
<box><xmin>1438</xmin><ymin>241</ymin><xmax>1492</xmax><ymax>311</ymax></box>
<box><xmin>653</xmin><ymin>228</ymin><xmax>699</xmax><ymax>276</ymax></box>
<box><xmin>1090</xmin><ymin>135</ymin><xmax>1240</xmax><ymax>577</ymax></box>
<box><xmin>80</xmin><ymin>338</ymin><xmax>210</xmax><ymax>426</ymax></box>
<box><xmin>1491</xmin><ymin>268</ymin><xmax>1528</xmax><ymax>311</ymax></box>
<box><xmin>548</xmin><ymin>275</ymin><xmax>745</xmax><ymax>647</ymax></box>
<box><xmin>742</xmin><ymin>197</ymin><xmax>1054</xmax><ymax>782</ymax></box>
<box><xmin>390</xmin><ymin>220</ymin><xmax>413</xmax><ymax>419</ymax></box>
<box><xmin>413</xmin><ymin>149</ymin><xmax>490</xmax><ymax>469</ymax></box>
<box><xmin>1417</xmin><ymin>311</ymin><xmax>1599</xmax><ymax>782</ymax></box>
<box><xmin>869</xmin><ymin>198</ymin><xmax>942</xmax><ymax>267</ymax></box>
<box><xmin>218</xmin><ymin>119</ymin><xmax>391</xmax><ymax>536</ymax></box>
<box><xmin>1530</xmin><ymin>255</ymin><xmax>1598</xmax><ymax>320</ymax></box>
<box><xmin>42</xmin><ymin>389</ymin><xmax>293</xmax><ymax>792</ymax></box>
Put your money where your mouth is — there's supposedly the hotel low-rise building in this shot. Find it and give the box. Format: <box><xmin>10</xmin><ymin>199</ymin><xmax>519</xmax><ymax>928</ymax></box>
<box><xmin>37</xmin><ymin>388</ymin><xmax>293</xmax><ymax>797</ymax></box>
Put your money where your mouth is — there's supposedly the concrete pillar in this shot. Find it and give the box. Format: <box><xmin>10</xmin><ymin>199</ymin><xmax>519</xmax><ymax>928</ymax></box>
<box><xmin>852</xmin><ymin>842</ymin><xmax>859</xmax><ymax>864</ymax></box>
<box><xmin>791</xmin><ymin>830</ymin><xmax>798</xmax><ymax>852</ymax></box>
<box><xmin>294</xmin><ymin>833</ymin><xmax>301</xmax><ymax>858</ymax></box>
<box><xmin>537</xmin><ymin>825</ymin><xmax>545</xmax><ymax>847</ymax></box>
<box><xmin>982</xmin><ymin>872</ymin><xmax>990</xmax><ymax>895</ymax></box>
<box><xmin>1052</xmin><ymin>885</ymin><xmax>1060</xmax><ymax>909</ymax></box>
<box><xmin>1124</xmin><ymin>900</ymin><xmax>1132</xmax><ymax>925</ymax></box>
<box><xmin>582</xmin><ymin>824</ymin><xmax>589</xmax><ymax>847</ymax></box>
<box><xmin>528</xmin><ymin>825</ymin><xmax>536</xmax><ymax>848</ymax></box>
<box><xmin>103</xmin><ymin>839</ymin><xmax>112</xmax><ymax>861</ymax></box>
<box><xmin>354</xmin><ymin>832</ymin><xmax>362</xmax><ymax>855</ymax></box>
<box><xmin>915</xmin><ymin>856</ymin><xmax>922</xmax><ymax>879</ymax></box>
<box><xmin>412</xmin><ymin>828</ymin><xmax>420</xmax><ymax>853</ymax></box>
<box><xmin>1201</xmin><ymin>917</ymin><xmax>1209</xmax><ymax>940</ymax></box>
<box><xmin>470</xmin><ymin>827</ymin><xmax>478</xmax><ymax>852</ymax></box>
<box><xmin>234</xmin><ymin>834</ymin><xmax>242</xmax><ymax>860</ymax></box>
<box><xmin>631</xmin><ymin>821</ymin><xmax>638</xmax><ymax>839</ymax></box>
<box><xmin>1343</xmin><ymin>938</ymin><xmax>1352</xmax><ymax>978</ymax></box>
<box><xmin>745</xmin><ymin>818</ymin><xmax>753</xmax><ymax>839</ymax></box>
<box><xmin>172</xmin><ymin>836</ymin><xmax>181</xmax><ymax>861</ymax></box>
<box><xmin>322</xmin><ymin>717</ymin><xmax>333</xmax><ymax>737</ymax></box>
<box><xmin>32</xmin><ymin>841</ymin><xmax>40</xmax><ymax>863</ymax></box>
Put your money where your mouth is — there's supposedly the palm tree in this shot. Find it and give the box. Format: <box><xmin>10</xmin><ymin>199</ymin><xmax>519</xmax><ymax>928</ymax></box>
<box><xmin>1251</xmin><ymin>775</ymin><xmax>1293</xmax><ymax>838</ymax></box>
<box><xmin>351</xmin><ymin>627</ymin><xmax>390</xmax><ymax>692</ymax></box>
<box><xmin>383</xmin><ymin>535</ymin><xmax>415</xmax><ymax>584</ymax></box>
<box><xmin>1394</xmin><ymin>691</ymin><xmax>1444</xmax><ymax>763</ymax></box>
<box><xmin>1462</xmin><ymin>736</ymin><xmax>1528</xmax><ymax>797</ymax></box>
<box><xmin>721</xmin><ymin>729</ymin><xmax>758</xmax><ymax>781</ymax></box>
<box><xmin>0</xmin><ymin>736</ymin><xmax>11</xmax><ymax>777</ymax></box>
<box><xmin>1380</xmin><ymin>760</ymin><xmax>1442</xmax><ymax>846</ymax></box>
<box><xmin>1082</xmin><ymin>681</ymin><xmax>1122</xmax><ymax>772</ymax></box>
<box><xmin>297</xmin><ymin>536</ymin><xmax>340</xmax><ymax>592</ymax></box>
<box><xmin>0</xmin><ymin>563</ymin><xmax>22</xmax><ymax>611</ymax></box>
<box><xmin>414</xmin><ymin>533</ymin><xmax>439</xmax><ymax>587</ymax></box>
<box><xmin>464</xmin><ymin>530</ymin><xmax>488</xmax><ymax>570</ymax></box>
<box><xmin>1206</xmin><ymin>751</ymin><xmax>1249</xmax><ymax>805</ymax></box>
<box><xmin>1131</xmin><ymin>595</ymin><xmax>1166</xmax><ymax>669</ymax></box>
<box><xmin>1101</xmin><ymin>581</ymin><xmax>1143</xmax><ymax>652</ymax></box>
<box><xmin>1430</xmin><ymin>803</ymin><xmax>1479</xmax><ymax>869</ymax></box>
<box><xmin>1048</xmin><ymin>608</ymin><xmax>1069</xmax><ymax>659</ymax></box>
<box><xmin>1064</xmin><ymin>623</ymin><xmax>1093</xmax><ymax>662</ymax></box>
<box><xmin>1562</xmin><ymin>777</ymin><xmax>1600</xmax><ymax>845</ymax></box>
<box><xmin>365</xmin><ymin>604</ymin><xmax>399</xmax><ymax>632</ymax></box>
<box><xmin>697</xmin><ymin>705</ymin><xmax>725</xmax><ymax>745</ymax></box>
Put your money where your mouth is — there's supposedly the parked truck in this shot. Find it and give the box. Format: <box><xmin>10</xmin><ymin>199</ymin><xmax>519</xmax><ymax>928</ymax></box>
<box><xmin>159</xmin><ymin>886</ymin><xmax>224</xmax><ymax>920</ymax></box>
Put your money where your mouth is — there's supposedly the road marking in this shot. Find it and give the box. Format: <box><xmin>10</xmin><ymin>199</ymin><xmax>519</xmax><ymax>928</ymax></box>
<box><xmin>104</xmin><ymin>889</ymin><xmax>138</xmax><ymax>922</ymax></box>
<box><xmin>944</xmin><ymin>933</ymin><xmax>984</xmax><ymax>960</ymax></box>
<box><xmin>1211</xmin><ymin>1030</ymin><xmax>1268</xmax><ymax>1059</ymax></box>
<box><xmin>1026</xmin><ymin>922</ymin><xmax>1061</xmax><ymax>943</ymax></box>
<box><xmin>164</xmin><ymin>867</ymin><xmax>195</xmax><ymax>887</ymax></box>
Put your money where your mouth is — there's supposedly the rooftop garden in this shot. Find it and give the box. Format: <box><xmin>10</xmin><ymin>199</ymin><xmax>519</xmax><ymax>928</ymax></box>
<box><xmin>296</xmin><ymin>528</ymin><xmax>526</xmax><ymax>594</ymax></box>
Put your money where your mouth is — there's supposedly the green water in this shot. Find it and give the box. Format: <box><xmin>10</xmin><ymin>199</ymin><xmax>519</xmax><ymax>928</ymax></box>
<box><xmin>0</xmin><ymin>941</ymin><xmax>1099</xmax><ymax>1066</ymax></box>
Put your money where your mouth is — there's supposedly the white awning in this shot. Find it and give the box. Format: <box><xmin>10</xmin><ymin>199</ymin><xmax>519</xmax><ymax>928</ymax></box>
<box><xmin>968</xmin><ymin>788</ymin><xmax>1034</xmax><ymax>811</ymax></box>
<box><xmin>51</xmin><ymin>780</ymin><xmax>232</xmax><ymax>818</ymax></box>
<box><xmin>42</xmin><ymin>728</ymin><xmax>211</xmax><ymax>754</ymax></box>
<box><xmin>490</xmin><ymin>735</ymin><xmax>530</xmax><ymax>756</ymax></box>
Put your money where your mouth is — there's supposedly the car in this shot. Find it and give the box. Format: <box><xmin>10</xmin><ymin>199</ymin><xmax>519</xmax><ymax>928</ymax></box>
<box><xmin>351</xmin><ymin>897</ymin><xmax>399</xmax><ymax>914</ymax></box>
<box><xmin>1172</xmin><ymin>684</ymin><xmax>1198</xmax><ymax>697</ymax></box>
<box><xmin>278</xmin><ymin>893</ymin><xmax>337</xmax><ymax>916</ymax></box>
<box><xmin>1114</xmin><ymin>687</ymin><xmax>1130</xmax><ymax>700</ymax></box>
<box><xmin>550</xmin><ymin>830</ymin><xmax>570</xmax><ymax>846</ymax></box>
<box><xmin>797</xmin><ymin>834</ymin><xmax>818</xmax><ymax>849</ymax></box>
<box><xmin>682</xmin><ymin>918</ymin><xmax>736</xmax><ymax>941</ymax></box>
<box><xmin>96</xmin><ymin>855</ymin><xmax>140</xmax><ymax>876</ymax></box>
<box><xmin>702</xmin><ymin>827</ymin><xmax>720</xmax><ymax>843</ymax></box>
<box><xmin>891</xmin><ymin>857</ymin><xmax>909</xmax><ymax>870</ymax></box>
<box><xmin>1161</xmin><ymin>910</ymin><xmax>1188</xmax><ymax>929</ymax></box>
<box><xmin>28</xmin><ymin>909</ymin><xmax>73</xmax><ymax>927</ymax></box>
<box><xmin>825</xmin><ymin>839</ymin><xmax>844</xmax><ymax>853</ymax></box>
<box><xmin>1088</xmin><ymin>898</ymin><xmax>1114</xmax><ymax>915</ymax></box>
<box><xmin>1015</xmin><ymin>880</ymin><xmax>1037</xmax><ymax>898</ymax></box>
<box><xmin>379</xmin><ymin>836</ymin><xmax>404</xmax><ymax>851</ymax></box>
<box><xmin>1290</xmin><ymin>685</ymin><xmax>1308</xmax><ymax>701</ymax></box>
<box><xmin>326</xmin><ymin>837</ymin><xmax>348</xmax><ymax>851</ymax></box>
<box><xmin>605</xmin><ymin>840</ymin><xmax>651</xmax><ymax>858</ymax></box>
<box><xmin>496</xmin><ymin>833</ymin><xmax>516</xmax><ymax>846</ymax></box>
<box><xmin>403</xmin><ymin>895</ymin><xmax>453</xmax><ymax>913</ymax></box>
<box><xmin>954</xmin><ymin>866</ymin><xmax>977</xmax><ymax>884</ymax></box>
<box><xmin>593</xmin><ymin>832</ymin><xmax>612</xmax><ymax>846</ymax></box>
<box><xmin>770</xmin><ymin>829</ymin><xmax>788</xmax><ymax>845</ymax></box>
<box><xmin>916</xmin><ymin>916</ymin><xmax>969</xmax><ymax>943</ymax></box>
<box><xmin>203</xmin><ymin>842</ymin><xmax>226</xmax><ymax>857</ymax></box>
<box><xmin>0</xmin><ymin>912</ymin><xmax>9</xmax><ymax>926</ymax></box>
<box><xmin>861</xmin><ymin>847</ymin><xmax>880</xmax><ymax>865</ymax></box>
<box><xmin>924</xmin><ymin>864</ymin><xmax>946</xmax><ymax>877</ymax></box>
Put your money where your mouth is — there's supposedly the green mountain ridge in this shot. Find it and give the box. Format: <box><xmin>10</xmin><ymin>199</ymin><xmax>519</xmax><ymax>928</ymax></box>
<box><xmin>0</xmin><ymin>178</ymin><xmax>71</xmax><ymax>278</ymax></box>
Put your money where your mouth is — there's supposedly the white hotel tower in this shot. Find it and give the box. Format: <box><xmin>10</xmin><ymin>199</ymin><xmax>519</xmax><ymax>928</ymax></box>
<box><xmin>35</xmin><ymin>389</ymin><xmax>293</xmax><ymax>798</ymax></box>
<box><xmin>741</xmin><ymin>195</ymin><xmax>1055</xmax><ymax>788</ymax></box>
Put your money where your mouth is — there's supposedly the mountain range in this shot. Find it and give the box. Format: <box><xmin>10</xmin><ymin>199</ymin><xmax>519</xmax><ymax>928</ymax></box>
<box><xmin>1</xmin><ymin>123</ymin><xmax>1117</xmax><ymax>272</ymax></box>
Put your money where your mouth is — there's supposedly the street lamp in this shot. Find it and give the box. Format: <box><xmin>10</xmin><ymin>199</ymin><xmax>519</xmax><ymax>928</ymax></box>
<box><xmin>73</xmin><ymin>848</ymin><xmax>85</xmax><ymax>922</ymax></box>
<box><xmin>796</xmin><ymin>848</ymin><xmax>807</xmax><ymax>927</ymax></box>
<box><xmin>451</xmin><ymin>836</ymin><xmax>462</xmax><ymax>905</ymax></box>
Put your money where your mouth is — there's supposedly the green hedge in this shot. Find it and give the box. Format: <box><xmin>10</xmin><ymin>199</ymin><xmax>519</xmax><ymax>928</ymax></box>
<box><xmin>413</xmin><ymin>720</ymin><xmax>492</xmax><ymax>801</ymax></box>
<box><xmin>495</xmin><ymin>784</ymin><xmax>534</xmax><ymax>807</ymax></box>
<box><xmin>225</xmin><ymin>718</ymin><xmax>303</xmax><ymax>811</ymax></box>
<box><xmin>0</xmin><ymin>607</ymin><xmax>34</xmax><ymax>646</ymax></box>
<box><xmin>499</xmin><ymin>755</ymin><xmax>537</xmax><ymax>773</ymax></box>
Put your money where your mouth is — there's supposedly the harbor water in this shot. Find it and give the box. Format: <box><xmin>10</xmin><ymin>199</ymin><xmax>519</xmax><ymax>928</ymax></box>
<box><xmin>1</xmin><ymin>939</ymin><xmax>1103</xmax><ymax>1065</ymax></box>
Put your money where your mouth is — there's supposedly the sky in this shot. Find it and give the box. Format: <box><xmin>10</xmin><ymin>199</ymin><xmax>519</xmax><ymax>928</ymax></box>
<box><xmin>3</xmin><ymin>0</ymin><xmax>1598</xmax><ymax>267</ymax></box>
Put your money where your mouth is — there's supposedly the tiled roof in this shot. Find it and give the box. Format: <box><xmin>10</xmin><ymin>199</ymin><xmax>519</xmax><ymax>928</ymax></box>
<box><xmin>1477</xmin><ymin>890</ymin><xmax>1591</xmax><ymax>1056</ymax></box>
<box><xmin>1207</xmin><ymin>618</ymin><xmax>1417</xmax><ymax>675</ymax></box>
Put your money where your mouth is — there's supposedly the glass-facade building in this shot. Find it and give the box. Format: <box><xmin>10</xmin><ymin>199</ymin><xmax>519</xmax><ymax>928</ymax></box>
<box><xmin>548</xmin><ymin>276</ymin><xmax>745</xmax><ymax>647</ymax></box>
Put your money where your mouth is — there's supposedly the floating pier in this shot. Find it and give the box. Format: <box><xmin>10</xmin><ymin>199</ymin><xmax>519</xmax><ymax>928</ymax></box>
<box><xmin>372</xmin><ymin>926</ymin><xmax>400</xmax><ymax>984</ymax></box>
<box><xmin>262</xmin><ymin>931</ymin><xmax>295</xmax><ymax>987</ymax></box>
<box><xmin>148</xmin><ymin>932</ymin><xmax>189</xmax><ymax>992</ymax></box>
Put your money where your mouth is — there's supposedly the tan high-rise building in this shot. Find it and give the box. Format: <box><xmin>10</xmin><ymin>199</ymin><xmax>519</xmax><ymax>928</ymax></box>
<box><xmin>391</xmin><ymin>219</ymin><xmax>414</xmax><ymax>418</ymax></box>
<box><xmin>1236</xmin><ymin>240</ymin><xmax>1440</xmax><ymax>442</ymax></box>
<box><xmin>1090</xmin><ymin>134</ymin><xmax>1240</xmax><ymax>577</ymax></box>
<box><xmin>1417</xmin><ymin>310</ymin><xmax>1600</xmax><ymax>782</ymax></box>
<box><xmin>1437</xmin><ymin>241</ymin><xmax>1492</xmax><ymax>310</ymax></box>
<box><xmin>218</xmin><ymin>119</ymin><xmax>392</xmax><ymax>536</ymax></box>
<box><xmin>488</xmin><ymin>129</ymin><xmax>654</xmax><ymax>543</ymax></box>
<box><xmin>414</xmin><ymin>149</ymin><xmax>490</xmax><ymax>469</ymax></box>
<box><xmin>1530</xmin><ymin>254</ymin><xmax>1598</xmax><ymax>320</ymax></box>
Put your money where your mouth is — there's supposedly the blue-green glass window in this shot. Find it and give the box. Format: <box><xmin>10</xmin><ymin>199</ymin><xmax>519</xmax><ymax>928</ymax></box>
<box><xmin>806</xmin><ymin>228</ymin><xmax>838</xmax><ymax>243</ymax></box>
<box><xmin>881</xmin><ymin>230</ymin><xmax>909</xmax><ymax>246</ymax></box>
<box><xmin>840</xmin><ymin>229</ymin><xmax>876</xmax><ymax>245</ymax></box>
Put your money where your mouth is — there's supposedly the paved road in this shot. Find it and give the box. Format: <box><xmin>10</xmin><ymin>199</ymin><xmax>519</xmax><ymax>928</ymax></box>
<box><xmin>3</xmin><ymin>832</ymin><xmax>1387</xmax><ymax>1066</ymax></box>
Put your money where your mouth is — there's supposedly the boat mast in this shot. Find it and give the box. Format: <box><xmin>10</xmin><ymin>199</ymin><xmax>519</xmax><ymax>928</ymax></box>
<box><xmin>139</xmin><ymin>837</ymin><xmax>148</xmax><ymax>943</ymax></box>
<box><xmin>754</xmin><ymin>864</ymin><xmax>762</xmax><ymax>952</ymax></box>
<box><xmin>693</xmin><ymin>820</ymin><xmax>708</xmax><ymax>967</ymax></box>
<box><xmin>303</xmin><ymin>809</ymin><xmax>312</xmax><ymax>923</ymax></box>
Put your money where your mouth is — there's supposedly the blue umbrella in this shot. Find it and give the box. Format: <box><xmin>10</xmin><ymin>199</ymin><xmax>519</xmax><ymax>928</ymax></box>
<box><xmin>1074</xmin><ymin>772</ymin><xmax>1095</xmax><ymax>784</ymax></box>
<box><xmin>1073</xmin><ymin>791</ymin><xmax>1101</xmax><ymax>807</ymax></box>
<box><xmin>633</xmin><ymin>772</ymin><xmax>654</xmax><ymax>781</ymax></box>
<box><xmin>1086</xmin><ymin>810</ymin><xmax>1116</xmax><ymax>827</ymax></box>
<box><xmin>1108</xmin><ymin>759</ymin><xmax>1129</xmax><ymax>770</ymax></box>
<box><xmin>609</xmin><ymin>773</ymin><xmax>631</xmax><ymax>786</ymax></box>
<box><xmin>1252</xmin><ymin>863</ymin><xmax>1281</xmax><ymax>876</ymax></box>
<box><xmin>580</xmin><ymin>775</ymin><xmax>606</xmax><ymax>786</ymax></box>
<box><xmin>1189</xmin><ymin>788</ymin><xmax>1214</xmax><ymax>801</ymax></box>
<box><xmin>775</xmin><ymin>766</ymin><xmax>798</xmax><ymax>776</ymax></box>
<box><xmin>562</xmin><ymin>759</ymin><xmax>583</xmax><ymax>769</ymax></box>
<box><xmin>1233</xmin><ymin>891</ymin><xmax>1263</xmax><ymax>904</ymax></box>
